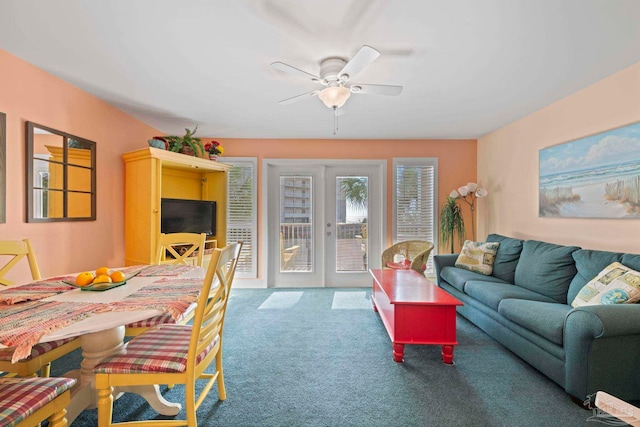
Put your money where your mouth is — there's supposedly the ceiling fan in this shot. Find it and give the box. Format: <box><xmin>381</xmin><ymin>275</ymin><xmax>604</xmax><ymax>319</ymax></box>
<box><xmin>271</xmin><ymin>45</ymin><xmax>403</xmax><ymax>134</ymax></box>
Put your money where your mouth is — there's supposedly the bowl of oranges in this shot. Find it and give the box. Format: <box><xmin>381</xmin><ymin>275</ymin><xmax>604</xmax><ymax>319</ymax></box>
<box><xmin>70</xmin><ymin>267</ymin><xmax>128</xmax><ymax>291</ymax></box>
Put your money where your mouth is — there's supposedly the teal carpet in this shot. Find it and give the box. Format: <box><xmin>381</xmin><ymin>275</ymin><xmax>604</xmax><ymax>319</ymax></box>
<box><xmin>57</xmin><ymin>288</ymin><xmax>596</xmax><ymax>426</ymax></box>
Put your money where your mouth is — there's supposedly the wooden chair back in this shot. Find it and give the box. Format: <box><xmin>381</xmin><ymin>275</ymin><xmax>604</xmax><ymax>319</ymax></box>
<box><xmin>155</xmin><ymin>233</ymin><xmax>207</xmax><ymax>266</ymax></box>
<box><xmin>0</xmin><ymin>239</ymin><xmax>41</xmax><ymax>286</ymax></box>
<box><xmin>188</xmin><ymin>242</ymin><xmax>242</xmax><ymax>376</ymax></box>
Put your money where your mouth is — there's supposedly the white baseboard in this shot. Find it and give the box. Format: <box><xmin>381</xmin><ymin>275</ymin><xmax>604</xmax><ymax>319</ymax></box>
<box><xmin>232</xmin><ymin>278</ymin><xmax>267</xmax><ymax>288</ymax></box>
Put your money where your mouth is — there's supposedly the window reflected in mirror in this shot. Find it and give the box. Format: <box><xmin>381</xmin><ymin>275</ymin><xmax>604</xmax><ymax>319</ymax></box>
<box><xmin>26</xmin><ymin>122</ymin><xmax>96</xmax><ymax>222</ymax></box>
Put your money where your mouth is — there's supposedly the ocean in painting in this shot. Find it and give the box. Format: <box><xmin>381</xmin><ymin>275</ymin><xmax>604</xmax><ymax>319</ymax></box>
<box><xmin>540</xmin><ymin>160</ymin><xmax>640</xmax><ymax>189</ymax></box>
<box><xmin>539</xmin><ymin>121</ymin><xmax>640</xmax><ymax>218</ymax></box>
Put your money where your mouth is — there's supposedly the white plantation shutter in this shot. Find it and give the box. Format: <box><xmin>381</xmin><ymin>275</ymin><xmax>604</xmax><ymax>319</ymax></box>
<box><xmin>226</xmin><ymin>158</ymin><xmax>257</xmax><ymax>278</ymax></box>
<box><xmin>393</xmin><ymin>158</ymin><xmax>438</xmax><ymax>274</ymax></box>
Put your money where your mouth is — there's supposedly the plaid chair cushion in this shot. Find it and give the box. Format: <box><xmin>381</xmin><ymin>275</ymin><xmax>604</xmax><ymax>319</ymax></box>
<box><xmin>0</xmin><ymin>376</ymin><xmax>76</xmax><ymax>427</ymax></box>
<box><xmin>94</xmin><ymin>324</ymin><xmax>217</xmax><ymax>374</ymax></box>
<box><xmin>0</xmin><ymin>337</ymin><xmax>77</xmax><ymax>361</ymax></box>
<box><xmin>125</xmin><ymin>313</ymin><xmax>176</xmax><ymax>329</ymax></box>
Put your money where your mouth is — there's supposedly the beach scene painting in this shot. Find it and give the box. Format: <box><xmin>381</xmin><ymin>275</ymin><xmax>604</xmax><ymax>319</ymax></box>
<box><xmin>539</xmin><ymin>121</ymin><xmax>640</xmax><ymax>218</ymax></box>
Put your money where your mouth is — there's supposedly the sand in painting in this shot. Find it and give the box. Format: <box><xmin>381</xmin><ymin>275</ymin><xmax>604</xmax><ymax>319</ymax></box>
<box><xmin>558</xmin><ymin>182</ymin><xmax>640</xmax><ymax>218</ymax></box>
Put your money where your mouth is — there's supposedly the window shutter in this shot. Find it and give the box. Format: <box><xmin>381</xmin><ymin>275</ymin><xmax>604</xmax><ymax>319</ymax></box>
<box><xmin>226</xmin><ymin>159</ymin><xmax>257</xmax><ymax>278</ymax></box>
<box><xmin>393</xmin><ymin>159</ymin><xmax>438</xmax><ymax>274</ymax></box>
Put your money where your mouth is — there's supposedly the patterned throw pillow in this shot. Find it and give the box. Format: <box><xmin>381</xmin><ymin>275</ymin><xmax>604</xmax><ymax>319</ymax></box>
<box><xmin>571</xmin><ymin>262</ymin><xmax>640</xmax><ymax>307</ymax></box>
<box><xmin>455</xmin><ymin>240</ymin><xmax>500</xmax><ymax>276</ymax></box>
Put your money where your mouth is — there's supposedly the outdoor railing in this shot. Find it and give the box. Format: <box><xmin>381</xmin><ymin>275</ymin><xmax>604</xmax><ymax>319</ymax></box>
<box><xmin>280</xmin><ymin>222</ymin><xmax>368</xmax><ymax>271</ymax></box>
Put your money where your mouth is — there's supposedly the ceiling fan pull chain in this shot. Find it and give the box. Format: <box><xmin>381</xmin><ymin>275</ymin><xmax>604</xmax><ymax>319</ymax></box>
<box><xmin>333</xmin><ymin>106</ymin><xmax>338</xmax><ymax>135</ymax></box>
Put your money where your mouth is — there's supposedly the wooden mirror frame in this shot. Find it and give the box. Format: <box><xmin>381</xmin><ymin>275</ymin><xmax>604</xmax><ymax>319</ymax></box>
<box><xmin>25</xmin><ymin>122</ymin><xmax>96</xmax><ymax>222</ymax></box>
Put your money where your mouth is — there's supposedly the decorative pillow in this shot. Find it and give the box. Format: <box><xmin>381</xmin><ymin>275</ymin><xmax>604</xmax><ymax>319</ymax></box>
<box><xmin>455</xmin><ymin>240</ymin><xmax>500</xmax><ymax>276</ymax></box>
<box><xmin>567</xmin><ymin>249</ymin><xmax>625</xmax><ymax>304</ymax></box>
<box><xmin>571</xmin><ymin>262</ymin><xmax>640</xmax><ymax>307</ymax></box>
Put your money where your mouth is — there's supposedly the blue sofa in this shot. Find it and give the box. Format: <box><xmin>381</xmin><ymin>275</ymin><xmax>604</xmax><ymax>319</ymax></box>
<box><xmin>434</xmin><ymin>234</ymin><xmax>640</xmax><ymax>402</ymax></box>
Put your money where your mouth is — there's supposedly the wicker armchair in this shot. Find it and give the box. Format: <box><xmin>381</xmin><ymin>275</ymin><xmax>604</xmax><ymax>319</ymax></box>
<box><xmin>381</xmin><ymin>240</ymin><xmax>435</xmax><ymax>275</ymax></box>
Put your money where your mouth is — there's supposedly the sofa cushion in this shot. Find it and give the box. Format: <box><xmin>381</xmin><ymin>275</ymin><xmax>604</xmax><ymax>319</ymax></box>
<box><xmin>486</xmin><ymin>234</ymin><xmax>524</xmax><ymax>283</ymax></box>
<box><xmin>455</xmin><ymin>240</ymin><xmax>500</xmax><ymax>275</ymax></box>
<box><xmin>498</xmin><ymin>299</ymin><xmax>571</xmax><ymax>346</ymax></box>
<box><xmin>571</xmin><ymin>262</ymin><xmax>640</xmax><ymax>307</ymax></box>
<box><xmin>514</xmin><ymin>240</ymin><xmax>580</xmax><ymax>304</ymax></box>
<box><xmin>464</xmin><ymin>281</ymin><xmax>556</xmax><ymax>311</ymax></box>
<box><xmin>440</xmin><ymin>266</ymin><xmax>509</xmax><ymax>293</ymax></box>
<box><xmin>567</xmin><ymin>249</ymin><xmax>625</xmax><ymax>303</ymax></box>
<box><xmin>621</xmin><ymin>254</ymin><xmax>640</xmax><ymax>271</ymax></box>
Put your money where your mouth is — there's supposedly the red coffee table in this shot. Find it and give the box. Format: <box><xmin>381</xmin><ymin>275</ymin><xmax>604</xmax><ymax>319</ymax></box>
<box><xmin>370</xmin><ymin>269</ymin><xmax>463</xmax><ymax>364</ymax></box>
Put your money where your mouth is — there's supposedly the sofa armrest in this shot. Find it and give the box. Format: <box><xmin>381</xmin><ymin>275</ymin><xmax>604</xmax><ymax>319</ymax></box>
<box><xmin>564</xmin><ymin>304</ymin><xmax>640</xmax><ymax>401</ymax></box>
<box><xmin>568</xmin><ymin>305</ymin><xmax>640</xmax><ymax>338</ymax></box>
<box><xmin>433</xmin><ymin>254</ymin><xmax>458</xmax><ymax>287</ymax></box>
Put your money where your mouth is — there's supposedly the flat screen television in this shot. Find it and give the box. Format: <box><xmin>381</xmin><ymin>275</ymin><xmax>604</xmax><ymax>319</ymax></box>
<box><xmin>161</xmin><ymin>198</ymin><xmax>216</xmax><ymax>236</ymax></box>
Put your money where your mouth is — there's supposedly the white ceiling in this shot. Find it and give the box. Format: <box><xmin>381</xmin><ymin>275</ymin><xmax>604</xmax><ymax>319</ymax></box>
<box><xmin>1</xmin><ymin>0</ymin><xmax>639</xmax><ymax>139</ymax></box>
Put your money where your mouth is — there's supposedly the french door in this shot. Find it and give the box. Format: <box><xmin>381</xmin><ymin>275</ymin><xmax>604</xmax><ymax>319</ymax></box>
<box><xmin>265</xmin><ymin>160</ymin><xmax>384</xmax><ymax>287</ymax></box>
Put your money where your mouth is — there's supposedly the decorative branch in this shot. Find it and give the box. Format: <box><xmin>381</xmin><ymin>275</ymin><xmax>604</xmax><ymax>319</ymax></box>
<box><xmin>448</xmin><ymin>182</ymin><xmax>488</xmax><ymax>241</ymax></box>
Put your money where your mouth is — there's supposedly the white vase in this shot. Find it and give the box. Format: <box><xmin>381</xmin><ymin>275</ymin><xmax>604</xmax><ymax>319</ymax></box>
<box><xmin>209</xmin><ymin>154</ymin><xmax>217</xmax><ymax>161</ymax></box>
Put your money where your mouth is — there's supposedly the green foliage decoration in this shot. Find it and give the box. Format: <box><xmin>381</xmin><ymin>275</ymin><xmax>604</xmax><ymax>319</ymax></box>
<box><xmin>164</xmin><ymin>126</ymin><xmax>205</xmax><ymax>157</ymax></box>
<box><xmin>439</xmin><ymin>197</ymin><xmax>465</xmax><ymax>253</ymax></box>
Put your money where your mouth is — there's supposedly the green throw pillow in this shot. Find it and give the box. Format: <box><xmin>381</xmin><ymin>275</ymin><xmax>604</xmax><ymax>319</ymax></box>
<box><xmin>571</xmin><ymin>262</ymin><xmax>640</xmax><ymax>307</ymax></box>
<box><xmin>455</xmin><ymin>240</ymin><xmax>500</xmax><ymax>276</ymax></box>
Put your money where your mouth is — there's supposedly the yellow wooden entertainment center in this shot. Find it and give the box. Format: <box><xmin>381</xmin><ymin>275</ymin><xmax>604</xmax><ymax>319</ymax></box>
<box><xmin>122</xmin><ymin>147</ymin><xmax>232</xmax><ymax>266</ymax></box>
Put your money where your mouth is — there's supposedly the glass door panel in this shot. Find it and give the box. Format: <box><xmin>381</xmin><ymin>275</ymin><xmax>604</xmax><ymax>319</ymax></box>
<box><xmin>325</xmin><ymin>165</ymin><xmax>382</xmax><ymax>287</ymax></box>
<box><xmin>279</xmin><ymin>176</ymin><xmax>312</xmax><ymax>273</ymax></box>
<box><xmin>335</xmin><ymin>176</ymin><xmax>368</xmax><ymax>272</ymax></box>
<box><xmin>268</xmin><ymin>164</ymin><xmax>324</xmax><ymax>287</ymax></box>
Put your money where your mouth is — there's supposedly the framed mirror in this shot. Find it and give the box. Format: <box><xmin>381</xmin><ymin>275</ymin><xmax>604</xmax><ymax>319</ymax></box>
<box><xmin>26</xmin><ymin>122</ymin><xmax>96</xmax><ymax>222</ymax></box>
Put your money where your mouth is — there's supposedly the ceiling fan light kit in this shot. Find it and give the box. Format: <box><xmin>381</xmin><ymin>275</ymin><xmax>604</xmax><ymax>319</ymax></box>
<box><xmin>271</xmin><ymin>45</ymin><xmax>403</xmax><ymax>134</ymax></box>
<box><xmin>318</xmin><ymin>85</ymin><xmax>351</xmax><ymax>108</ymax></box>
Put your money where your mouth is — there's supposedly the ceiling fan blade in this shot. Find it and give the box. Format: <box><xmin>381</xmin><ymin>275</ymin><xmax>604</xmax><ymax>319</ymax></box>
<box><xmin>351</xmin><ymin>84</ymin><xmax>403</xmax><ymax>96</ymax></box>
<box><xmin>338</xmin><ymin>45</ymin><xmax>380</xmax><ymax>80</ymax></box>
<box><xmin>271</xmin><ymin>61</ymin><xmax>322</xmax><ymax>82</ymax></box>
<box><xmin>278</xmin><ymin>90</ymin><xmax>320</xmax><ymax>105</ymax></box>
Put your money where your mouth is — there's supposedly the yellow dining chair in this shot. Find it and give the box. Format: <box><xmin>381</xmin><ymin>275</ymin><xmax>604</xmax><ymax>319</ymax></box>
<box><xmin>0</xmin><ymin>239</ymin><xmax>41</xmax><ymax>286</ymax></box>
<box><xmin>156</xmin><ymin>232</ymin><xmax>208</xmax><ymax>266</ymax></box>
<box><xmin>381</xmin><ymin>240</ymin><xmax>435</xmax><ymax>275</ymax></box>
<box><xmin>0</xmin><ymin>239</ymin><xmax>80</xmax><ymax>377</ymax></box>
<box><xmin>94</xmin><ymin>242</ymin><xmax>242</xmax><ymax>427</ymax></box>
<box><xmin>125</xmin><ymin>233</ymin><xmax>208</xmax><ymax>337</ymax></box>
<box><xmin>0</xmin><ymin>376</ymin><xmax>76</xmax><ymax>427</ymax></box>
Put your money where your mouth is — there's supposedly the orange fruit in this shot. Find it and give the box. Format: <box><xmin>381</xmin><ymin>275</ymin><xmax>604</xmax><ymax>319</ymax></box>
<box><xmin>95</xmin><ymin>266</ymin><xmax>111</xmax><ymax>276</ymax></box>
<box><xmin>75</xmin><ymin>271</ymin><xmax>95</xmax><ymax>287</ymax></box>
<box><xmin>110</xmin><ymin>270</ymin><xmax>126</xmax><ymax>283</ymax></box>
<box><xmin>93</xmin><ymin>274</ymin><xmax>112</xmax><ymax>284</ymax></box>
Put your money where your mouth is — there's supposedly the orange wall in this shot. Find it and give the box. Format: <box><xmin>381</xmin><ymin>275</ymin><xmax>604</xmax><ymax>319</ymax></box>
<box><xmin>0</xmin><ymin>49</ymin><xmax>160</xmax><ymax>283</ymax></box>
<box><xmin>478</xmin><ymin>61</ymin><xmax>640</xmax><ymax>253</ymax></box>
<box><xmin>205</xmin><ymin>138</ymin><xmax>477</xmax><ymax>259</ymax></box>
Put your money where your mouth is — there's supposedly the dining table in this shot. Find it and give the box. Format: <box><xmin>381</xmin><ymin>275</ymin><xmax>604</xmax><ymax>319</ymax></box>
<box><xmin>0</xmin><ymin>263</ymin><xmax>207</xmax><ymax>425</ymax></box>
